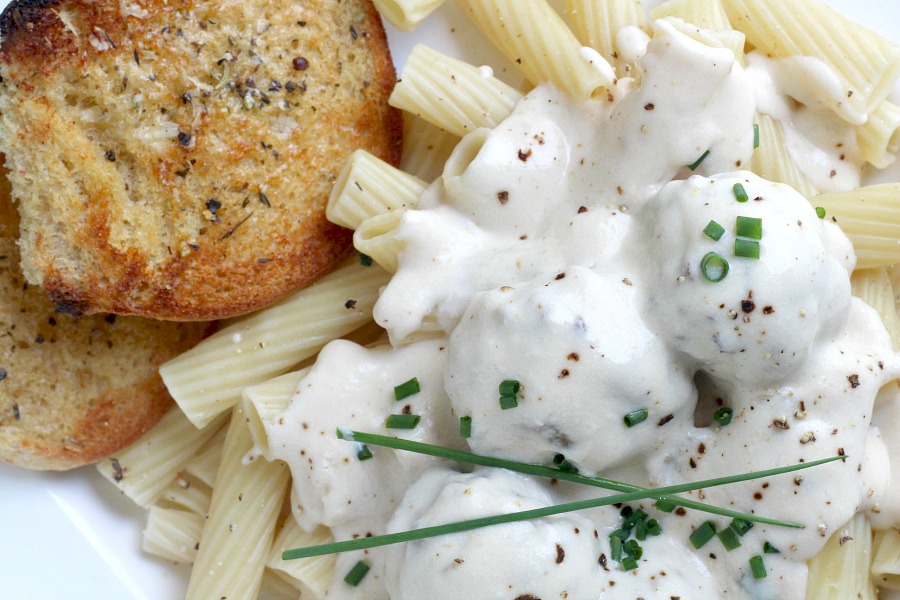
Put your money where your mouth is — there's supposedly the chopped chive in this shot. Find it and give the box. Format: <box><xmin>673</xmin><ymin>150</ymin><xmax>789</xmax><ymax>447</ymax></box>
<box><xmin>713</xmin><ymin>407</ymin><xmax>734</xmax><ymax>426</ymax></box>
<box><xmin>687</xmin><ymin>149</ymin><xmax>711</xmax><ymax>171</ymax></box>
<box><xmin>621</xmin><ymin>556</ymin><xmax>639</xmax><ymax>571</ymax></box>
<box><xmin>690</xmin><ymin>521</ymin><xmax>717</xmax><ymax>549</ymax></box>
<box><xmin>700</xmin><ymin>252</ymin><xmax>729</xmax><ymax>283</ymax></box>
<box><xmin>356</xmin><ymin>444</ymin><xmax>373</xmax><ymax>461</ymax></box>
<box><xmin>655</xmin><ymin>499</ymin><xmax>676</xmax><ymax>512</ymax></box>
<box><xmin>717</xmin><ymin>525</ymin><xmax>742</xmax><ymax>550</ymax></box>
<box><xmin>815</xmin><ymin>206</ymin><xmax>826</xmax><ymax>219</ymax></box>
<box><xmin>359</xmin><ymin>252</ymin><xmax>373</xmax><ymax>267</ymax></box>
<box><xmin>753</xmin><ymin>123</ymin><xmax>760</xmax><ymax>148</ymax></box>
<box><xmin>735</xmin><ymin>216</ymin><xmax>762</xmax><ymax>240</ymax></box>
<box><xmin>499</xmin><ymin>394</ymin><xmax>518</xmax><ymax>410</ymax></box>
<box><xmin>385</xmin><ymin>414</ymin><xmax>421</xmax><ymax>429</ymax></box>
<box><xmin>645</xmin><ymin>519</ymin><xmax>662</xmax><ymax>536</ymax></box>
<box><xmin>703</xmin><ymin>219</ymin><xmax>726</xmax><ymax>241</ymax></box>
<box><xmin>459</xmin><ymin>416</ymin><xmax>472</xmax><ymax>438</ymax></box>
<box><xmin>623</xmin><ymin>539</ymin><xmax>643</xmax><ymax>559</ymax></box>
<box><xmin>283</xmin><ymin>451</ymin><xmax>843</xmax><ymax>560</ymax></box>
<box><xmin>610</xmin><ymin>535</ymin><xmax>624</xmax><ymax>561</ymax></box>
<box><xmin>734</xmin><ymin>238</ymin><xmax>760</xmax><ymax>259</ymax></box>
<box><xmin>553</xmin><ymin>453</ymin><xmax>579</xmax><ymax>473</ymax></box>
<box><xmin>394</xmin><ymin>377</ymin><xmax>421</xmax><ymax>401</ymax></box>
<box><xmin>730</xmin><ymin>518</ymin><xmax>754</xmax><ymax>536</ymax></box>
<box><xmin>763</xmin><ymin>541</ymin><xmax>781</xmax><ymax>554</ymax></box>
<box><xmin>624</xmin><ymin>408</ymin><xmax>649</xmax><ymax>427</ymax></box>
<box><xmin>749</xmin><ymin>555</ymin><xmax>767</xmax><ymax>579</ymax></box>
<box><xmin>733</xmin><ymin>182</ymin><xmax>749</xmax><ymax>203</ymax></box>
<box><xmin>343</xmin><ymin>560</ymin><xmax>370</xmax><ymax>586</ymax></box>
<box><xmin>499</xmin><ymin>379</ymin><xmax>521</xmax><ymax>396</ymax></box>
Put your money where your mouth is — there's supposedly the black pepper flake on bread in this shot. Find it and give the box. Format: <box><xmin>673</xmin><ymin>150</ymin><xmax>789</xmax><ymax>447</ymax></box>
<box><xmin>0</xmin><ymin>0</ymin><xmax>401</xmax><ymax>321</ymax></box>
<box><xmin>0</xmin><ymin>166</ymin><xmax>210</xmax><ymax>470</ymax></box>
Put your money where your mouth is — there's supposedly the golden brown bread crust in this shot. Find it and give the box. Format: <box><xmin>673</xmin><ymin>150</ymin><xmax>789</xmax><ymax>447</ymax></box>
<box><xmin>0</xmin><ymin>169</ymin><xmax>211</xmax><ymax>470</ymax></box>
<box><xmin>0</xmin><ymin>0</ymin><xmax>401</xmax><ymax>320</ymax></box>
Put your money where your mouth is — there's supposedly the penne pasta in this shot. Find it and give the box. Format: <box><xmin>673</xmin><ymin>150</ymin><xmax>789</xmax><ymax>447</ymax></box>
<box><xmin>389</xmin><ymin>44</ymin><xmax>523</xmax><ymax>138</ymax></box>
<box><xmin>327</xmin><ymin>149</ymin><xmax>427</xmax><ymax>231</ymax></box>
<box><xmin>813</xmin><ymin>183</ymin><xmax>900</xmax><ymax>270</ymax></box>
<box><xmin>720</xmin><ymin>0</ymin><xmax>900</xmax><ymax>123</ymax></box>
<box><xmin>372</xmin><ymin>0</ymin><xmax>446</xmax><ymax>31</ymax></box>
<box><xmin>186</xmin><ymin>404</ymin><xmax>291</xmax><ymax>600</ymax></box>
<box><xmin>160</xmin><ymin>258</ymin><xmax>391</xmax><ymax>428</ymax></box>
<box><xmin>456</xmin><ymin>0</ymin><xmax>613</xmax><ymax>100</ymax></box>
<box><xmin>95</xmin><ymin>408</ymin><xmax>228</xmax><ymax>508</ymax></box>
<box><xmin>805</xmin><ymin>514</ymin><xmax>877</xmax><ymax>600</ymax></box>
<box><xmin>871</xmin><ymin>528</ymin><xmax>900</xmax><ymax>591</ymax></box>
<box><xmin>748</xmin><ymin>113</ymin><xmax>818</xmax><ymax>198</ymax></box>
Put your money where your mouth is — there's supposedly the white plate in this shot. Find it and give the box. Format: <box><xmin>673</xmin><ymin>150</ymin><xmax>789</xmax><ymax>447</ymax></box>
<box><xmin>0</xmin><ymin>1</ymin><xmax>898</xmax><ymax>599</ymax></box>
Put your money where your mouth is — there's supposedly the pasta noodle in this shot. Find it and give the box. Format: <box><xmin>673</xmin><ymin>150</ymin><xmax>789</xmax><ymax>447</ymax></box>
<box><xmin>327</xmin><ymin>149</ymin><xmax>427</xmax><ymax>231</ymax></box>
<box><xmin>242</xmin><ymin>368</ymin><xmax>310</xmax><ymax>461</ymax></box>
<box><xmin>720</xmin><ymin>0</ymin><xmax>900</xmax><ymax>123</ymax></box>
<box><xmin>851</xmin><ymin>268</ymin><xmax>900</xmax><ymax>349</ymax></box>
<box><xmin>372</xmin><ymin>0</ymin><xmax>446</xmax><ymax>31</ymax></box>
<box><xmin>160</xmin><ymin>258</ymin><xmax>391</xmax><ymax>428</ymax></box>
<box><xmin>649</xmin><ymin>0</ymin><xmax>731</xmax><ymax>31</ymax></box>
<box><xmin>399</xmin><ymin>113</ymin><xmax>460</xmax><ymax>182</ymax></box>
<box><xmin>748</xmin><ymin>113</ymin><xmax>818</xmax><ymax>198</ymax></box>
<box><xmin>455</xmin><ymin>0</ymin><xmax>614</xmax><ymax>100</ymax></box>
<box><xmin>267</xmin><ymin>519</ymin><xmax>337</xmax><ymax>598</ymax></box>
<box><xmin>858</xmin><ymin>100</ymin><xmax>900</xmax><ymax>169</ymax></box>
<box><xmin>871</xmin><ymin>528</ymin><xmax>900</xmax><ymax>591</ymax></box>
<box><xmin>805</xmin><ymin>514</ymin><xmax>877</xmax><ymax>600</ymax></box>
<box><xmin>564</xmin><ymin>0</ymin><xmax>647</xmax><ymax>75</ymax></box>
<box><xmin>353</xmin><ymin>209</ymin><xmax>408</xmax><ymax>273</ymax></box>
<box><xmin>389</xmin><ymin>44</ymin><xmax>522</xmax><ymax>138</ymax></box>
<box><xmin>142</xmin><ymin>506</ymin><xmax>204</xmax><ymax>564</ymax></box>
<box><xmin>185</xmin><ymin>404</ymin><xmax>291</xmax><ymax>600</ymax></box>
<box><xmin>95</xmin><ymin>408</ymin><xmax>228</xmax><ymax>507</ymax></box>
<box><xmin>812</xmin><ymin>183</ymin><xmax>900</xmax><ymax>269</ymax></box>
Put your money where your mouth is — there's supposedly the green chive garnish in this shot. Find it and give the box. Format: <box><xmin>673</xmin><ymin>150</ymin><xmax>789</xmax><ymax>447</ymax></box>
<box><xmin>655</xmin><ymin>499</ymin><xmax>676</xmax><ymax>512</ymax></box>
<box><xmin>359</xmin><ymin>253</ymin><xmax>373</xmax><ymax>267</ymax></box>
<box><xmin>730</xmin><ymin>518</ymin><xmax>754</xmax><ymax>536</ymax></box>
<box><xmin>703</xmin><ymin>219</ymin><xmax>725</xmax><ymax>241</ymax></box>
<box><xmin>283</xmin><ymin>450</ymin><xmax>843</xmax><ymax>560</ymax></box>
<box><xmin>733</xmin><ymin>182</ymin><xmax>749</xmax><ymax>202</ymax></box>
<box><xmin>734</xmin><ymin>238</ymin><xmax>760</xmax><ymax>259</ymax></box>
<box><xmin>624</xmin><ymin>408</ymin><xmax>648</xmax><ymax>427</ymax></box>
<box><xmin>700</xmin><ymin>252</ymin><xmax>729</xmax><ymax>283</ymax></box>
<box><xmin>689</xmin><ymin>521</ymin><xmax>717</xmax><ymax>549</ymax></box>
<box><xmin>499</xmin><ymin>379</ymin><xmax>520</xmax><ymax>396</ymax></box>
<box><xmin>688</xmin><ymin>149</ymin><xmax>711</xmax><ymax>171</ymax></box>
<box><xmin>394</xmin><ymin>377</ymin><xmax>421</xmax><ymax>401</ymax></box>
<box><xmin>763</xmin><ymin>541</ymin><xmax>781</xmax><ymax>554</ymax></box>
<box><xmin>385</xmin><ymin>414</ymin><xmax>420</xmax><ymax>429</ymax></box>
<box><xmin>717</xmin><ymin>525</ymin><xmax>742</xmax><ymax>550</ymax></box>
<box><xmin>553</xmin><ymin>453</ymin><xmax>579</xmax><ymax>473</ymax></box>
<box><xmin>735</xmin><ymin>216</ymin><xmax>762</xmax><ymax>240</ymax></box>
<box><xmin>344</xmin><ymin>560</ymin><xmax>370</xmax><ymax>586</ymax></box>
<box><xmin>815</xmin><ymin>206</ymin><xmax>826</xmax><ymax>219</ymax></box>
<box><xmin>753</xmin><ymin>124</ymin><xmax>760</xmax><ymax>148</ymax></box>
<box><xmin>356</xmin><ymin>444</ymin><xmax>373</xmax><ymax>461</ymax></box>
<box><xmin>749</xmin><ymin>555</ymin><xmax>767</xmax><ymax>579</ymax></box>
<box><xmin>499</xmin><ymin>395</ymin><xmax>518</xmax><ymax>410</ymax></box>
<box><xmin>459</xmin><ymin>416</ymin><xmax>472</xmax><ymax>438</ymax></box>
<box><xmin>713</xmin><ymin>407</ymin><xmax>733</xmax><ymax>426</ymax></box>
<box><xmin>621</xmin><ymin>556</ymin><xmax>639</xmax><ymax>571</ymax></box>
<box><xmin>610</xmin><ymin>535</ymin><xmax>624</xmax><ymax>561</ymax></box>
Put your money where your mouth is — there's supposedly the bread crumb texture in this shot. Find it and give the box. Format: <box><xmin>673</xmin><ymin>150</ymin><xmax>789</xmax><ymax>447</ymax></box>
<box><xmin>0</xmin><ymin>169</ymin><xmax>210</xmax><ymax>469</ymax></box>
<box><xmin>0</xmin><ymin>0</ymin><xmax>401</xmax><ymax>320</ymax></box>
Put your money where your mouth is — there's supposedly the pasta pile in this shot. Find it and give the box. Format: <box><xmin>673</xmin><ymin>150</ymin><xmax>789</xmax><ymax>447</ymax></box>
<box><xmin>96</xmin><ymin>0</ymin><xmax>900</xmax><ymax>598</ymax></box>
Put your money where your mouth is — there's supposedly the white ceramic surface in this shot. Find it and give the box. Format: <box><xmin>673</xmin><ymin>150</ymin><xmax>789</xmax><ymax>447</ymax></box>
<box><xmin>0</xmin><ymin>1</ymin><xmax>898</xmax><ymax>599</ymax></box>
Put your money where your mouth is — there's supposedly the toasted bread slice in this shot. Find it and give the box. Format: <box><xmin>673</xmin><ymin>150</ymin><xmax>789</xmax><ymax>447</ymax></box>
<box><xmin>0</xmin><ymin>0</ymin><xmax>400</xmax><ymax>320</ymax></box>
<box><xmin>0</xmin><ymin>168</ymin><xmax>210</xmax><ymax>470</ymax></box>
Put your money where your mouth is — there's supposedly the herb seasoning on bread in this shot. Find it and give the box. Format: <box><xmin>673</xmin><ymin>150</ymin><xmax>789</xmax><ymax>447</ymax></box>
<box><xmin>0</xmin><ymin>0</ymin><xmax>401</xmax><ymax>320</ymax></box>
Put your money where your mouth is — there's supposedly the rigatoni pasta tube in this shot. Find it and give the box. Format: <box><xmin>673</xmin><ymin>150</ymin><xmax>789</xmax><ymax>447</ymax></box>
<box><xmin>267</xmin><ymin>519</ymin><xmax>336</xmax><ymax>598</ymax></box>
<box><xmin>564</xmin><ymin>0</ymin><xmax>647</xmax><ymax>74</ymax></box>
<box><xmin>327</xmin><ymin>149</ymin><xmax>427</xmax><ymax>230</ymax></box>
<box><xmin>857</xmin><ymin>100</ymin><xmax>900</xmax><ymax>169</ymax></box>
<box><xmin>871</xmin><ymin>528</ymin><xmax>900</xmax><ymax>591</ymax></box>
<box><xmin>186</xmin><ymin>404</ymin><xmax>291</xmax><ymax>600</ymax></box>
<box><xmin>354</xmin><ymin>210</ymin><xmax>408</xmax><ymax>274</ymax></box>
<box><xmin>649</xmin><ymin>0</ymin><xmax>730</xmax><ymax>30</ymax></box>
<box><xmin>813</xmin><ymin>183</ymin><xmax>900</xmax><ymax>270</ymax></box>
<box><xmin>160</xmin><ymin>258</ymin><xmax>391</xmax><ymax>428</ymax></box>
<box><xmin>95</xmin><ymin>408</ymin><xmax>228</xmax><ymax>508</ymax></box>
<box><xmin>243</xmin><ymin>368</ymin><xmax>310</xmax><ymax>462</ymax></box>
<box><xmin>749</xmin><ymin>113</ymin><xmax>817</xmax><ymax>198</ymax></box>
<box><xmin>851</xmin><ymin>268</ymin><xmax>900</xmax><ymax>348</ymax></box>
<box><xmin>455</xmin><ymin>0</ymin><xmax>613</xmax><ymax>100</ymax></box>
<box><xmin>805</xmin><ymin>514</ymin><xmax>877</xmax><ymax>600</ymax></box>
<box><xmin>390</xmin><ymin>44</ymin><xmax>523</xmax><ymax>138</ymax></box>
<box><xmin>373</xmin><ymin>0</ymin><xmax>446</xmax><ymax>31</ymax></box>
<box><xmin>142</xmin><ymin>506</ymin><xmax>204</xmax><ymax>564</ymax></box>
<box><xmin>720</xmin><ymin>0</ymin><xmax>900</xmax><ymax>122</ymax></box>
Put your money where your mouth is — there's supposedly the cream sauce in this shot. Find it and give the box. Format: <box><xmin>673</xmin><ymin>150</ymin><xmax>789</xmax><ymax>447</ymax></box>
<box><xmin>265</xmin><ymin>18</ymin><xmax>900</xmax><ymax>600</ymax></box>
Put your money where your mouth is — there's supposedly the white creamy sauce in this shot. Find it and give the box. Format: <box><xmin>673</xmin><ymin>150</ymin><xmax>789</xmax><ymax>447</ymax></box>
<box><xmin>265</xmin><ymin>19</ymin><xmax>900</xmax><ymax>600</ymax></box>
